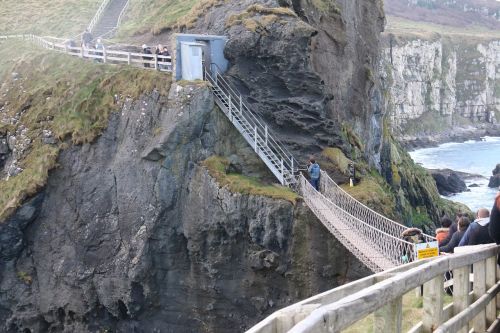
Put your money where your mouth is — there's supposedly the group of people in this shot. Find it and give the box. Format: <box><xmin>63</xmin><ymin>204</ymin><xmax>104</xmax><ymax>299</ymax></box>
<box><xmin>79</xmin><ymin>29</ymin><xmax>171</xmax><ymax>69</ymax></box>
<box><xmin>435</xmin><ymin>196</ymin><xmax>500</xmax><ymax>254</ymax></box>
<box><xmin>402</xmin><ymin>193</ymin><xmax>500</xmax><ymax>259</ymax></box>
<box><xmin>142</xmin><ymin>44</ymin><xmax>171</xmax><ymax>70</ymax></box>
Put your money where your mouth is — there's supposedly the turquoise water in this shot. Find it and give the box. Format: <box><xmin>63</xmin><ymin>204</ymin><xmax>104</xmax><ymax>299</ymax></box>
<box><xmin>409</xmin><ymin>137</ymin><xmax>500</xmax><ymax>212</ymax></box>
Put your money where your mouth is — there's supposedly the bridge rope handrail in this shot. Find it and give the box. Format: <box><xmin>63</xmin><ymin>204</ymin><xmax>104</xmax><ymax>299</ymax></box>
<box><xmin>320</xmin><ymin>170</ymin><xmax>436</xmax><ymax>242</ymax></box>
<box><xmin>300</xmin><ymin>174</ymin><xmax>416</xmax><ymax>271</ymax></box>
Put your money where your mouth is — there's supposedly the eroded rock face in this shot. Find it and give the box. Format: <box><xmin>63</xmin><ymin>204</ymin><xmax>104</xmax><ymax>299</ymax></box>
<box><xmin>186</xmin><ymin>0</ymin><xmax>386</xmax><ymax>166</ymax></box>
<box><xmin>0</xmin><ymin>84</ymin><xmax>369</xmax><ymax>333</ymax></box>
<box><xmin>489</xmin><ymin>164</ymin><xmax>500</xmax><ymax>188</ymax></box>
<box><xmin>429</xmin><ymin>169</ymin><xmax>468</xmax><ymax>196</ymax></box>
<box><xmin>381</xmin><ymin>38</ymin><xmax>500</xmax><ymax>145</ymax></box>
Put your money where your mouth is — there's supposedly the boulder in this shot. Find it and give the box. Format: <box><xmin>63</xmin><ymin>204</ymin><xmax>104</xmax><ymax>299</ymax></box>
<box><xmin>429</xmin><ymin>169</ymin><xmax>467</xmax><ymax>196</ymax></box>
<box><xmin>488</xmin><ymin>164</ymin><xmax>500</xmax><ymax>188</ymax></box>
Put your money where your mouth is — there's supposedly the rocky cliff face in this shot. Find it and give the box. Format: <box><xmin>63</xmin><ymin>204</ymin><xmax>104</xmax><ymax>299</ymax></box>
<box><xmin>0</xmin><ymin>83</ymin><xmax>369</xmax><ymax>332</ymax></box>
<box><xmin>381</xmin><ymin>37</ymin><xmax>500</xmax><ymax>145</ymax></box>
<box><xmin>184</xmin><ymin>0</ymin><xmax>386</xmax><ymax>167</ymax></box>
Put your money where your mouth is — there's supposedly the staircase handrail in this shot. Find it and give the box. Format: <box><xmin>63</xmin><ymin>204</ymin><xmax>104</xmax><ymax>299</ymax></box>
<box><xmin>88</xmin><ymin>0</ymin><xmax>112</xmax><ymax>33</ymax></box>
<box><xmin>96</xmin><ymin>0</ymin><xmax>130</xmax><ymax>39</ymax></box>
<box><xmin>208</xmin><ymin>63</ymin><xmax>298</xmax><ymax>175</ymax></box>
<box><xmin>116</xmin><ymin>0</ymin><xmax>130</xmax><ymax>28</ymax></box>
<box><xmin>320</xmin><ymin>170</ymin><xmax>436</xmax><ymax>242</ymax></box>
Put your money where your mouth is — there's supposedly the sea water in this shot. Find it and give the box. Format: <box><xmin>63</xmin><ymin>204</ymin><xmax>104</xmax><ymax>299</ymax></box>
<box><xmin>409</xmin><ymin>137</ymin><xmax>500</xmax><ymax>212</ymax></box>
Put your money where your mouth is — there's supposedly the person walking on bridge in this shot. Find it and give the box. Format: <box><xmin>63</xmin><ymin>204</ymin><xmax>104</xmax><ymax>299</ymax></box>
<box><xmin>308</xmin><ymin>158</ymin><xmax>321</xmax><ymax>191</ymax></box>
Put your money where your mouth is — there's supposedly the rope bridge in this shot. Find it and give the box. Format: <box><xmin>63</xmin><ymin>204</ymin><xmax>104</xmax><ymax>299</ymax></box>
<box><xmin>301</xmin><ymin>173</ymin><xmax>435</xmax><ymax>272</ymax></box>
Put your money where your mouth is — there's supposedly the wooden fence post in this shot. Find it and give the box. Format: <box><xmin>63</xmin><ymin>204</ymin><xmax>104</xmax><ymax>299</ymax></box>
<box><xmin>453</xmin><ymin>265</ymin><xmax>470</xmax><ymax>333</ymax></box>
<box><xmin>472</xmin><ymin>259</ymin><xmax>487</xmax><ymax>332</ymax></box>
<box><xmin>486</xmin><ymin>256</ymin><xmax>496</xmax><ymax>326</ymax></box>
<box><xmin>374</xmin><ymin>296</ymin><xmax>402</xmax><ymax>333</ymax></box>
<box><xmin>423</xmin><ymin>275</ymin><xmax>443</xmax><ymax>332</ymax></box>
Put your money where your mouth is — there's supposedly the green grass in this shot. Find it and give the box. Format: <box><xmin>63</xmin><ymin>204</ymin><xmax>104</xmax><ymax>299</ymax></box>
<box><xmin>117</xmin><ymin>0</ymin><xmax>233</xmax><ymax>36</ymax></box>
<box><xmin>386</xmin><ymin>15</ymin><xmax>500</xmax><ymax>41</ymax></box>
<box><xmin>0</xmin><ymin>0</ymin><xmax>101</xmax><ymax>36</ymax></box>
<box><xmin>322</xmin><ymin>147</ymin><xmax>350</xmax><ymax>175</ymax></box>
<box><xmin>0</xmin><ymin>40</ymin><xmax>172</xmax><ymax>221</ymax></box>
<box><xmin>201</xmin><ymin>156</ymin><xmax>299</xmax><ymax>204</ymax></box>
<box><xmin>340</xmin><ymin>173</ymin><xmax>398</xmax><ymax>220</ymax></box>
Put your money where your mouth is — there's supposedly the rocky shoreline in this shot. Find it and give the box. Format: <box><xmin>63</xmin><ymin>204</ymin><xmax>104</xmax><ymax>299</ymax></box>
<box><xmin>427</xmin><ymin>169</ymin><xmax>486</xmax><ymax>196</ymax></box>
<box><xmin>400</xmin><ymin>125</ymin><xmax>500</xmax><ymax>151</ymax></box>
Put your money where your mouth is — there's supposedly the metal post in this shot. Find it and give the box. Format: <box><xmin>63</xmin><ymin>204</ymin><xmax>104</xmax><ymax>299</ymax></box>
<box><xmin>127</xmin><ymin>52</ymin><xmax>131</xmax><ymax>65</ymax></box>
<box><xmin>254</xmin><ymin>127</ymin><xmax>258</xmax><ymax>151</ymax></box>
<box><xmin>281</xmin><ymin>159</ymin><xmax>284</xmax><ymax>178</ymax></box>
<box><xmin>291</xmin><ymin>158</ymin><xmax>294</xmax><ymax>173</ymax></box>
<box><xmin>103</xmin><ymin>49</ymin><xmax>107</xmax><ymax>63</ymax></box>
<box><xmin>228</xmin><ymin>95</ymin><xmax>232</xmax><ymax>120</ymax></box>
<box><xmin>154</xmin><ymin>54</ymin><xmax>158</xmax><ymax>70</ymax></box>
<box><xmin>239</xmin><ymin>95</ymin><xmax>242</xmax><ymax>113</ymax></box>
<box><xmin>264</xmin><ymin>126</ymin><xmax>268</xmax><ymax>145</ymax></box>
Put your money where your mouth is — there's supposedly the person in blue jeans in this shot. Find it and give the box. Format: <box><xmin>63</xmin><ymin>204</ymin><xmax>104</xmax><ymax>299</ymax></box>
<box><xmin>308</xmin><ymin>158</ymin><xmax>321</xmax><ymax>191</ymax></box>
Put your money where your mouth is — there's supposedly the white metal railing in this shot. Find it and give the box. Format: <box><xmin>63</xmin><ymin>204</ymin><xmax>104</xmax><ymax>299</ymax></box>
<box><xmin>320</xmin><ymin>170</ymin><xmax>436</xmax><ymax>243</ymax></box>
<box><xmin>96</xmin><ymin>0</ymin><xmax>130</xmax><ymax>39</ymax></box>
<box><xmin>247</xmin><ymin>244</ymin><xmax>500</xmax><ymax>333</ymax></box>
<box><xmin>0</xmin><ymin>34</ymin><xmax>172</xmax><ymax>72</ymax></box>
<box><xmin>205</xmin><ymin>65</ymin><xmax>298</xmax><ymax>186</ymax></box>
<box><xmin>88</xmin><ymin>0</ymin><xmax>112</xmax><ymax>33</ymax></box>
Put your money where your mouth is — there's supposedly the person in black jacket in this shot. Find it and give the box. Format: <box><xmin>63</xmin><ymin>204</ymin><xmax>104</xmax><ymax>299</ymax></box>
<box><xmin>488</xmin><ymin>192</ymin><xmax>500</xmax><ymax>245</ymax></box>
<box><xmin>142</xmin><ymin>44</ymin><xmax>152</xmax><ymax>68</ymax></box>
<box><xmin>440</xmin><ymin>216</ymin><xmax>470</xmax><ymax>253</ymax></box>
<box><xmin>439</xmin><ymin>212</ymin><xmax>463</xmax><ymax>247</ymax></box>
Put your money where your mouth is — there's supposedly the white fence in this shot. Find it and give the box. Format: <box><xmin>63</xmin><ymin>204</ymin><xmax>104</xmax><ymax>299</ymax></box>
<box><xmin>0</xmin><ymin>34</ymin><xmax>172</xmax><ymax>72</ymax></box>
<box><xmin>247</xmin><ymin>244</ymin><xmax>500</xmax><ymax>333</ymax></box>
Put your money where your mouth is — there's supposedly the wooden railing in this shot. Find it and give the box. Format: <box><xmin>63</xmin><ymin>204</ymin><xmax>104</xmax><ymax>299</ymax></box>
<box><xmin>247</xmin><ymin>244</ymin><xmax>500</xmax><ymax>333</ymax></box>
<box><xmin>0</xmin><ymin>34</ymin><xmax>172</xmax><ymax>72</ymax></box>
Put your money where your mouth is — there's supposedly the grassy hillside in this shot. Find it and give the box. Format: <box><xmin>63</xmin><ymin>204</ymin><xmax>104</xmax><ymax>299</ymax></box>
<box><xmin>116</xmin><ymin>0</ymin><xmax>231</xmax><ymax>37</ymax></box>
<box><xmin>0</xmin><ymin>40</ymin><xmax>171</xmax><ymax>221</ymax></box>
<box><xmin>386</xmin><ymin>15</ymin><xmax>500</xmax><ymax>40</ymax></box>
<box><xmin>0</xmin><ymin>0</ymin><xmax>101</xmax><ymax>36</ymax></box>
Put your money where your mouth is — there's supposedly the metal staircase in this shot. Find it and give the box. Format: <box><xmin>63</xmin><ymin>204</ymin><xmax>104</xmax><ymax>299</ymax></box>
<box><xmin>205</xmin><ymin>66</ymin><xmax>298</xmax><ymax>186</ymax></box>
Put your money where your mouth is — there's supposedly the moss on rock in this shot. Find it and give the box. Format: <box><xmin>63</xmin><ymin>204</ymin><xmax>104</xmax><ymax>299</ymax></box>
<box><xmin>201</xmin><ymin>156</ymin><xmax>299</xmax><ymax>203</ymax></box>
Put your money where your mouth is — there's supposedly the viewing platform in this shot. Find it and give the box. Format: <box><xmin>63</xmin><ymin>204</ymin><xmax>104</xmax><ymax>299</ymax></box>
<box><xmin>247</xmin><ymin>244</ymin><xmax>500</xmax><ymax>333</ymax></box>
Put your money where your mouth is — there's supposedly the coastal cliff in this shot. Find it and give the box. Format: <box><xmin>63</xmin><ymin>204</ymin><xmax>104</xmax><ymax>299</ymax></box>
<box><xmin>0</xmin><ymin>80</ymin><xmax>370</xmax><ymax>332</ymax></box>
<box><xmin>0</xmin><ymin>0</ymin><xmax>472</xmax><ymax>332</ymax></box>
<box><xmin>381</xmin><ymin>37</ymin><xmax>500</xmax><ymax>145</ymax></box>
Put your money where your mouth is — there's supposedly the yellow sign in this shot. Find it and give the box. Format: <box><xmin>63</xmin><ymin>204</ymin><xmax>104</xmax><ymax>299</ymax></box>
<box><xmin>415</xmin><ymin>241</ymin><xmax>439</xmax><ymax>260</ymax></box>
